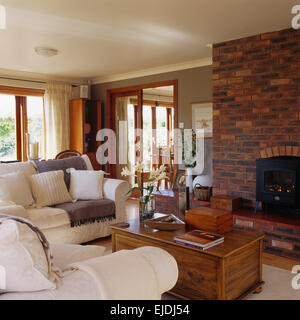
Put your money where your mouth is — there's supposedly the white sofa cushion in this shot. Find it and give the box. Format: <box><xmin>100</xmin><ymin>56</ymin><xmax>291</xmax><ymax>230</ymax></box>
<box><xmin>0</xmin><ymin>204</ymin><xmax>29</xmax><ymax>219</ymax></box>
<box><xmin>69</xmin><ymin>168</ymin><xmax>104</xmax><ymax>200</ymax></box>
<box><xmin>50</xmin><ymin>243</ymin><xmax>105</xmax><ymax>269</ymax></box>
<box><xmin>0</xmin><ymin>218</ymin><xmax>58</xmax><ymax>293</ymax></box>
<box><xmin>0</xmin><ymin>172</ymin><xmax>34</xmax><ymax>208</ymax></box>
<box><xmin>27</xmin><ymin>207</ymin><xmax>69</xmax><ymax>230</ymax></box>
<box><xmin>30</xmin><ymin>170</ymin><xmax>72</xmax><ymax>207</ymax></box>
<box><xmin>0</xmin><ymin>161</ymin><xmax>36</xmax><ymax>177</ymax></box>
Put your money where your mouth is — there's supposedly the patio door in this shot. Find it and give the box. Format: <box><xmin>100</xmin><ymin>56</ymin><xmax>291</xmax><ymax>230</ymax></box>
<box><xmin>110</xmin><ymin>90</ymin><xmax>143</xmax><ymax>181</ymax></box>
<box><xmin>107</xmin><ymin>81</ymin><xmax>178</xmax><ymax>187</ymax></box>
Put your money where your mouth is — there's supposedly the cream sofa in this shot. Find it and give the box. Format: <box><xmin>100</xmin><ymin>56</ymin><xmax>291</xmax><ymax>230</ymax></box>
<box><xmin>0</xmin><ymin>244</ymin><xmax>178</xmax><ymax>300</ymax></box>
<box><xmin>0</xmin><ymin>158</ymin><xmax>130</xmax><ymax>244</ymax></box>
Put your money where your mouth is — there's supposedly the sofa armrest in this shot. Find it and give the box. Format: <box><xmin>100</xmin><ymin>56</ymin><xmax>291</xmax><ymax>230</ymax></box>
<box><xmin>103</xmin><ymin>178</ymin><xmax>129</xmax><ymax>201</ymax></box>
<box><xmin>0</xmin><ymin>201</ymin><xmax>28</xmax><ymax>219</ymax></box>
<box><xmin>68</xmin><ymin>246</ymin><xmax>178</xmax><ymax>300</ymax></box>
<box><xmin>103</xmin><ymin>178</ymin><xmax>130</xmax><ymax>222</ymax></box>
<box><xmin>0</xmin><ymin>247</ymin><xmax>178</xmax><ymax>300</ymax></box>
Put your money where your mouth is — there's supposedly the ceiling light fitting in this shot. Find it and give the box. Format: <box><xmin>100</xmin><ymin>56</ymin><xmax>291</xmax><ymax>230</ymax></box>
<box><xmin>35</xmin><ymin>47</ymin><xmax>58</xmax><ymax>57</ymax></box>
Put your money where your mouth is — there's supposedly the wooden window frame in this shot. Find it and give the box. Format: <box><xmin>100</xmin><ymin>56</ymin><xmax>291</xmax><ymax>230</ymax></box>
<box><xmin>0</xmin><ymin>86</ymin><xmax>45</xmax><ymax>162</ymax></box>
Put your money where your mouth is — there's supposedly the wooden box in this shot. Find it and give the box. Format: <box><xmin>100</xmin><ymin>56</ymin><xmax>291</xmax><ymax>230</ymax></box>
<box><xmin>112</xmin><ymin>222</ymin><xmax>264</xmax><ymax>300</ymax></box>
<box><xmin>185</xmin><ymin>206</ymin><xmax>233</xmax><ymax>234</ymax></box>
<box><xmin>210</xmin><ymin>195</ymin><xmax>242</xmax><ymax>212</ymax></box>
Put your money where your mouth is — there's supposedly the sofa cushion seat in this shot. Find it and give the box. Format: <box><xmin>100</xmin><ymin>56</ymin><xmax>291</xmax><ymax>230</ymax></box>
<box><xmin>27</xmin><ymin>207</ymin><xmax>70</xmax><ymax>230</ymax></box>
<box><xmin>51</xmin><ymin>199</ymin><xmax>116</xmax><ymax>227</ymax></box>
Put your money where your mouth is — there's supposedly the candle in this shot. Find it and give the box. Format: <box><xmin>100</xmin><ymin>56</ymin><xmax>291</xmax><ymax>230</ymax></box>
<box><xmin>30</xmin><ymin>142</ymin><xmax>39</xmax><ymax>159</ymax></box>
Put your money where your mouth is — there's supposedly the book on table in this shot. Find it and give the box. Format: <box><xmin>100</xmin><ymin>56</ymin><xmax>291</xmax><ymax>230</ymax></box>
<box><xmin>174</xmin><ymin>230</ymin><xmax>224</xmax><ymax>250</ymax></box>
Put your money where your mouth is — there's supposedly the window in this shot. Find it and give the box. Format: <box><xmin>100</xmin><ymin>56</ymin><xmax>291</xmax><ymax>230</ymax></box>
<box><xmin>0</xmin><ymin>87</ymin><xmax>45</xmax><ymax>162</ymax></box>
<box><xmin>27</xmin><ymin>96</ymin><xmax>44</xmax><ymax>159</ymax></box>
<box><xmin>0</xmin><ymin>95</ymin><xmax>17</xmax><ymax>161</ymax></box>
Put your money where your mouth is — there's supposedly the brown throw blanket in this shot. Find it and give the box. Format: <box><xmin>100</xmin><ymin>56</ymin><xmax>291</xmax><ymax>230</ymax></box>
<box><xmin>52</xmin><ymin>199</ymin><xmax>116</xmax><ymax>228</ymax></box>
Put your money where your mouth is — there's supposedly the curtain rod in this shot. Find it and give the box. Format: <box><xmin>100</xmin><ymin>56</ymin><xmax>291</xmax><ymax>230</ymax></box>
<box><xmin>0</xmin><ymin>76</ymin><xmax>80</xmax><ymax>87</ymax></box>
<box><xmin>0</xmin><ymin>76</ymin><xmax>46</xmax><ymax>84</ymax></box>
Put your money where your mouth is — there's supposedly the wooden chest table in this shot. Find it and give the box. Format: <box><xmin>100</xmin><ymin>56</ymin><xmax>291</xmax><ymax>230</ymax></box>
<box><xmin>111</xmin><ymin>219</ymin><xmax>264</xmax><ymax>300</ymax></box>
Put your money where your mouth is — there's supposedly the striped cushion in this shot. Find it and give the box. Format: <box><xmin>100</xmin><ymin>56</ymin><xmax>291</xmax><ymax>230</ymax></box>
<box><xmin>30</xmin><ymin>170</ymin><xmax>72</xmax><ymax>207</ymax></box>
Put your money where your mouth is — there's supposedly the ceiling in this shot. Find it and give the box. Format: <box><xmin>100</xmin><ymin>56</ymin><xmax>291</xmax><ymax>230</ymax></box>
<box><xmin>0</xmin><ymin>0</ymin><xmax>297</xmax><ymax>83</ymax></box>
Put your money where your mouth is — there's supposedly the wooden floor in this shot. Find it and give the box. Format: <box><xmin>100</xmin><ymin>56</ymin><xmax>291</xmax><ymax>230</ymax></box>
<box><xmin>91</xmin><ymin>199</ymin><xmax>299</xmax><ymax>271</ymax></box>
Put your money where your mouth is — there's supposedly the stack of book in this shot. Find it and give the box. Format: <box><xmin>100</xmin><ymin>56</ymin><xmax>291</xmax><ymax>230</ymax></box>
<box><xmin>174</xmin><ymin>230</ymin><xmax>224</xmax><ymax>250</ymax></box>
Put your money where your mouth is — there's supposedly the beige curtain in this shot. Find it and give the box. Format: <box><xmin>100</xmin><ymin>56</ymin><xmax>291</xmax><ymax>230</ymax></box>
<box><xmin>44</xmin><ymin>81</ymin><xmax>72</xmax><ymax>159</ymax></box>
<box><xmin>116</xmin><ymin>96</ymin><xmax>130</xmax><ymax>181</ymax></box>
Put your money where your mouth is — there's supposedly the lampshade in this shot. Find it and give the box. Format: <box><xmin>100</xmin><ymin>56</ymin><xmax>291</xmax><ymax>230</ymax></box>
<box><xmin>0</xmin><ymin>5</ymin><xmax>6</xmax><ymax>30</ymax></box>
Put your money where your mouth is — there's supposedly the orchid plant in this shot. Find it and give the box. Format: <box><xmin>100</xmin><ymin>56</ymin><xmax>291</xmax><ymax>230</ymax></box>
<box><xmin>121</xmin><ymin>163</ymin><xmax>167</xmax><ymax>209</ymax></box>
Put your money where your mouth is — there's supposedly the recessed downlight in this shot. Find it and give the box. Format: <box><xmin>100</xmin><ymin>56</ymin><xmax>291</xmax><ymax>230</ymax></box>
<box><xmin>35</xmin><ymin>47</ymin><xmax>58</xmax><ymax>57</ymax></box>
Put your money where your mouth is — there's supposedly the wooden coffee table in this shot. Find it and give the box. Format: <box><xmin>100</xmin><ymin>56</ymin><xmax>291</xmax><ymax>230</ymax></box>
<box><xmin>111</xmin><ymin>217</ymin><xmax>265</xmax><ymax>300</ymax></box>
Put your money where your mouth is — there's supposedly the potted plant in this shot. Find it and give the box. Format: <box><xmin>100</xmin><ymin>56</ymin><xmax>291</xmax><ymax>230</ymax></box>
<box><xmin>121</xmin><ymin>164</ymin><xmax>167</xmax><ymax>222</ymax></box>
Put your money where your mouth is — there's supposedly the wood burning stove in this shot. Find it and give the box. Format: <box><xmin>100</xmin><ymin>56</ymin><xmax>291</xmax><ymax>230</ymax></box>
<box><xmin>255</xmin><ymin>157</ymin><xmax>300</xmax><ymax>214</ymax></box>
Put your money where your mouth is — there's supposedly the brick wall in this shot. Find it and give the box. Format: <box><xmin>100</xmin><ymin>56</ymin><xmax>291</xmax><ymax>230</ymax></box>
<box><xmin>233</xmin><ymin>215</ymin><xmax>300</xmax><ymax>260</ymax></box>
<box><xmin>212</xmin><ymin>28</ymin><xmax>300</xmax><ymax>207</ymax></box>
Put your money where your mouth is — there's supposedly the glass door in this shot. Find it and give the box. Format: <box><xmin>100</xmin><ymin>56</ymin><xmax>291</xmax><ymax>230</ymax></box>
<box><xmin>108</xmin><ymin>82</ymin><xmax>177</xmax><ymax>191</ymax></box>
<box><xmin>142</xmin><ymin>86</ymin><xmax>175</xmax><ymax>189</ymax></box>
<box><xmin>113</xmin><ymin>91</ymin><xmax>142</xmax><ymax>182</ymax></box>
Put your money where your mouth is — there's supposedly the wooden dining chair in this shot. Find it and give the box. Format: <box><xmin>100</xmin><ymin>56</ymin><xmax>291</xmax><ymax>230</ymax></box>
<box><xmin>156</xmin><ymin>146</ymin><xmax>176</xmax><ymax>190</ymax></box>
<box><xmin>55</xmin><ymin>150</ymin><xmax>81</xmax><ymax>160</ymax></box>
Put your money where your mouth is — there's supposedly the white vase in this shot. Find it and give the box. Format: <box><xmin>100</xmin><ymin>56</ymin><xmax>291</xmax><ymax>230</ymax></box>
<box><xmin>185</xmin><ymin>168</ymin><xmax>194</xmax><ymax>193</ymax></box>
<box><xmin>193</xmin><ymin>175</ymin><xmax>212</xmax><ymax>188</ymax></box>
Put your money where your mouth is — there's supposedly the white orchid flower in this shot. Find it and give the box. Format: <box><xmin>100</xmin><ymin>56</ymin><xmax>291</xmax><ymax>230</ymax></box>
<box><xmin>159</xmin><ymin>165</ymin><xmax>166</xmax><ymax>172</ymax></box>
<box><xmin>155</xmin><ymin>172</ymin><xmax>167</xmax><ymax>182</ymax></box>
<box><xmin>149</xmin><ymin>171</ymin><xmax>157</xmax><ymax>179</ymax></box>
<box><xmin>121</xmin><ymin>167</ymin><xmax>132</xmax><ymax>176</ymax></box>
<box><xmin>135</xmin><ymin>163</ymin><xmax>144</xmax><ymax>172</ymax></box>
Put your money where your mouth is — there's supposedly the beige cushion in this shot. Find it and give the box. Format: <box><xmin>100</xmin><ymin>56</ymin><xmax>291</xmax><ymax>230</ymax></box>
<box><xmin>69</xmin><ymin>168</ymin><xmax>104</xmax><ymax>200</ymax></box>
<box><xmin>0</xmin><ymin>205</ymin><xmax>29</xmax><ymax>219</ymax></box>
<box><xmin>0</xmin><ymin>161</ymin><xmax>37</xmax><ymax>177</ymax></box>
<box><xmin>0</xmin><ymin>172</ymin><xmax>34</xmax><ymax>208</ymax></box>
<box><xmin>0</xmin><ymin>218</ymin><xmax>57</xmax><ymax>293</ymax></box>
<box><xmin>30</xmin><ymin>170</ymin><xmax>72</xmax><ymax>207</ymax></box>
<box><xmin>27</xmin><ymin>207</ymin><xmax>69</xmax><ymax>230</ymax></box>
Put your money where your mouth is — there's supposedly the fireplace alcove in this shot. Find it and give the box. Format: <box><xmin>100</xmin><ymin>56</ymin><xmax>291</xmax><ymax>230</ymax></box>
<box><xmin>232</xmin><ymin>154</ymin><xmax>300</xmax><ymax>260</ymax></box>
<box><xmin>255</xmin><ymin>156</ymin><xmax>300</xmax><ymax>215</ymax></box>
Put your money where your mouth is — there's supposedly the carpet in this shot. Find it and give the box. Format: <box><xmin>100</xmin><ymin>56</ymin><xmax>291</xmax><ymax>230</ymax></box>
<box><xmin>102</xmin><ymin>243</ymin><xmax>300</xmax><ymax>300</ymax></box>
<box><xmin>247</xmin><ymin>264</ymin><xmax>300</xmax><ymax>300</ymax></box>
